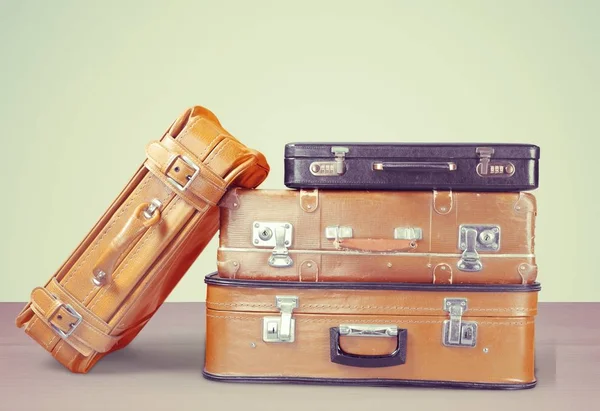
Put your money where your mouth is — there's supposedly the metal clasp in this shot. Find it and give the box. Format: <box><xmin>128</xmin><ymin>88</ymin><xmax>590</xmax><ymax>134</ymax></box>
<box><xmin>252</xmin><ymin>222</ymin><xmax>294</xmax><ymax>268</ymax></box>
<box><xmin>167</xmin><ymin>155</ymin><xmax>200</xmax><ymax>191</ymax></box>
<box><xmin>325</xmin><ymin>225</ymin><xmax>353</xmax><ymax>240</ymax></box>
<box><xmin>443</xmin><ymin>298</ymin><xmax>477</xmax><ymax>347</ymax></box>
<box><xmin>263</xmin><ymin>296</ymin><xmax>298</xmax><ymax>343</ymax></box>
<box><xmin>309</xmin><ymin>146</ymin><xmax>349</xmax><ymax>176</ymax></box>
<box><xmin>457</xmin><ymin>224</ymin><xmax>501</xmax><ymax>272</ymax></box>
<box><xmin>394</xmin><ymin>227</ymin><xmax>423</xmax><ymax>241</ymax></box>
<box><xmin>476</xmin><ymin>147</ymin><xmax>515</xmax><ymax>177</ymax></box>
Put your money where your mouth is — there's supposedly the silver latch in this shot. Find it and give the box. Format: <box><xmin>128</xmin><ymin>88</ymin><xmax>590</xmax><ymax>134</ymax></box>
<box><xmin>263</xmin><ymin>296</ymin><xmax>298</xmax><ymax>343</ymax></box>
<box><xmin>325</xmin><ymin>225</ymin><xmax>353</xmax><ymax>240</ymax></box>
<box><xmin>443</xmin><ymin>298</ymin><xmax>477</xmax><ymax>347</ymax></box>
<box><xmin>252</xmin><ymin>222</ymin><xmax>293</xmax><ymax>268</ymax></box>
<box><xmin>309</xmin><ymin>146</ymin><xmax>349</xmax><ymax>176</ymax></box>
<box><xmin>394</xmin><ymin>227</ymin><xmax>423</xmax><ymax>240</ymax></box>
<box><xmin>457</xmin><ymin>224</ymin><xmax>500</xmax><ymax>272</ymax></box>
<box><xmin>476</xmin><ymin>147</ymin><xmax>515</xmax><ymax>177</ymax></box>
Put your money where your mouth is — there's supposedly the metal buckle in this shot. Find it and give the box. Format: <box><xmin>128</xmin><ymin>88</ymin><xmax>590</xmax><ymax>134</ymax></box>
<box><xmin>50</xmin><ymin>304</ymin><xmax>83</xmax><ymax>339</ymax></box>
<box><xmin>167</xmin><ymin>155</ymin><xmax>200</xmax><ymax>191</ymax></box>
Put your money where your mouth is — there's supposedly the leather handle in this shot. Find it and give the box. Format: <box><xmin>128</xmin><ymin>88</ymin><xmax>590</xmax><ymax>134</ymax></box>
<box><xmin>335</xmin><ymin>238</ymin><xmax>417</xmax><ymax>252</ymax></box>
<box><xmin>330</xmin><ymin>327</ymin><xmax>407</xmax><ymax>368</ymax></box>
<box><xmin>92</xmin><ymin>201</ymin><xmax>162</xmax><ymax>286</ymax></box>
<box><xmin>373</xmin><ymin>161</ymin><xmax>457</xmax><ymax>172</ymax></box>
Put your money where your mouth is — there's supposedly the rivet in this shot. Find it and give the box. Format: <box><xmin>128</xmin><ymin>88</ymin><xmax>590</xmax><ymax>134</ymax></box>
<box><xmin>233</xmin><ymin>203</ymin><xmax>238</xmax><ymax>207</ymax></box>
<box><xmin>440</xmin><ymin>207</ymin><xmax>447</xmax><ymax>212</ymax></box>
<box><xmin>307</xmin><ymin>205</ymin><xmax>312</xmax><ymax>209</ymax></box>
<box><xmin>254</xmin><ymin>223</ymin><xmax>260</xmax><ymax>228</ymax></box>
<box><xmin>461</xmin><ymin>302</ymin><xmax>466</xmax><ymax>306</ymax></box>
<box><xmin>232</xmin><ymin>262</ymin><xmax>238</xmax><ymax>267</ymax></box>
<box><xmin>483</xmin><ymin>348</ymin><xmax>489</xmax><ymax>353</ymax></box>
<box><xmin>441</xmin><ymin>266</ymin><xmax>446</xmax><ymax>270</ymax></box>
<box><xmin>387</xmin><ymin>262</ymin><xmax>392</xmax><ymax>268</ymax></box>
<box><xmin>284</xmin><ymin>241</ymin><xmax>290</xmax><ymax>246</ymax></box>
<box><xmin>285</xmin><ymin>224</ymin><xmax>290</xmax><ymax>229</ymax></box>
<box><xmin>492</xmin><ymin>244</ymin><xmax>498</xmax><ymax>249</ymax></box>
<box><xmin>515</xmin><ymin>206</ymin><xmax>521</xmax><ymax>210</ymax></box>
<box><xmin>254</xmin><ymin>239</ymin><xmax>259</xmax><ymax>244</ymax></box>
<box><xmin>250</xmin><ymin>343</ymin><xmax>256</xmax><ymax>348</ymax></box>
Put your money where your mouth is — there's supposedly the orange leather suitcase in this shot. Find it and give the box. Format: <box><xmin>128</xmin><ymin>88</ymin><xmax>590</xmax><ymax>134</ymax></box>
<box><xmin>203</xmin><ymin>273</ymin><xmax>539</xmax><ymax>389</ymax></box>
<box><xmin>217</xmin><ymin>188</ymin><xmax>537</xmax><ymax>284</ymax></box>
<box><xmin>15</xmin><ymin>106</ymin><xmax>269</xmax><ymax>373</ymax></box>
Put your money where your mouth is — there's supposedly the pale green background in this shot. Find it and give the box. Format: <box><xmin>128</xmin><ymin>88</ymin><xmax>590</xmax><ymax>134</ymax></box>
<box><xmin>0</xmin><ymin>0</ymin><xmax>597</xmax><ymax>302</ymax></box>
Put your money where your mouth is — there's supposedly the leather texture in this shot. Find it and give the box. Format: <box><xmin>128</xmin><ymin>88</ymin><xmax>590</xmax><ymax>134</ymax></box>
<box><xmin>204</xmin><ymin>273</ymin><xmax>538</xmax><ymax>386</ymax></box>
<box><xmin>284</xmin><ymin>143</ymin><xmax>539</xmax><ymax>191</ymax></box>
<box><xmin>217</xmin><ymin>189</ymin><xmax>537</xmax><ymax>284</ymax></box>
<box><xmin>15</xmin><ymin>106</ymin><xmax>269</xmax><ymax>373</ymax></box>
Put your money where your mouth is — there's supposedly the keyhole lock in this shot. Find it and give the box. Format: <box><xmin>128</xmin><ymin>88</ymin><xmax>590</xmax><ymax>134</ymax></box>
<box><xmin>478</xmin><ymin>229</ymin><xmax>497</xmax><ymax>245</ymax></box>
<box><xmin>258</xmin><ymin>227</ymin><xmax>273</xmax><ymax>241</ymax></box>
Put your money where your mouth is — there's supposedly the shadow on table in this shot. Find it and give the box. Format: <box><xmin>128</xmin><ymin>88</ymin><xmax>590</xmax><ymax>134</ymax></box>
<box><xmin>42</xmin><ymin>336</ymin><xmax>205</xmax><ymax>375</ymax></box>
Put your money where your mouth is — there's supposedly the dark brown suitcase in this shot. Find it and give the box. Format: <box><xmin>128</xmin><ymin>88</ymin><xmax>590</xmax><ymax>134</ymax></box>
<box><xmin>284</xmin><ymin>143</ymin><xmax>539</xmax><ymax>191</ymax></box>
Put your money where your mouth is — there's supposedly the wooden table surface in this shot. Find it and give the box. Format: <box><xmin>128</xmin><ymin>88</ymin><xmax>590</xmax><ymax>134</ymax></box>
<box><xmin>1</xmin><ymin>302</ymin><xmax>598</xmax><ymax>411</ymax></box>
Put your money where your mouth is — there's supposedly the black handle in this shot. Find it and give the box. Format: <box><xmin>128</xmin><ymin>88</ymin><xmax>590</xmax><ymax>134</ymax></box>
<box><xmin>329</xmin><ymin>327</ymin><xmax>407</xmax><ymax>368</ymax></box>
<box><xmin>373</xmin><ymin>161</ymin><xmax>457</xmax><ymax>172</ymax></box>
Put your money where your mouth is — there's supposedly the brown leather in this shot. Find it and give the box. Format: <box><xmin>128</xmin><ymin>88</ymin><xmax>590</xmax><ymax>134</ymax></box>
<box><xmin>217</xmin><ymin>189</ymin><xmax>537</xmax><ymax>284</ymax></box>
<box><xmin>15</xmin><ymin>106</ymin><xmax>269</xmax><ymax>373</ymax></box>
<box><xmin>204</xmin><ymin>279</ymin><xmax>538</xmax><ymax>384</ymax></box>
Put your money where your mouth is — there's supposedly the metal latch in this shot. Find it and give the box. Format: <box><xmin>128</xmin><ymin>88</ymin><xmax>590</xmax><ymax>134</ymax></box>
<box><xmin>457</xmin><ymin>224</ymin><xmax>500</xmax><ymax>272</ymax></box>
<box><xmin>476</xmin><ymin>147</ymin><xmax>516</xmax><ymax>177</ymax></box>
<box><xmin>252</xmin><ymin>222</ymin><xmax>293</xmax><ymax>268</ymax></box>
<box><xmin>309</xmin><ymin>146</ymin><xmax>349</xmax><ymax>176</ymax></box>
<box><xmin>442</xmin><ymin>298</ymin><xmax>477</xmax><ymax>347</ymax></box>
<box><xmin>263</xmin><ymin>296</ymin><xmax>298</xmax><ymax>343</ymax></box>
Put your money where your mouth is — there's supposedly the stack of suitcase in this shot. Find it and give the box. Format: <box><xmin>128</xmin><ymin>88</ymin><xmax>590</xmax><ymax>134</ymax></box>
<box><xmin>204</xmin><ymin>142</ymin><xmax>541</xmax><ymax>389</ymax></box>
<box><xmin>15</xmin><ymin>106</ymin><xmax>540</xmax><ymax>390</ymax></box>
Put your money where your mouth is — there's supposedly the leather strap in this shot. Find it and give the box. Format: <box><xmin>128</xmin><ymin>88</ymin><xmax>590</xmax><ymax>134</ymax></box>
<box><xmin>144</xmin><ymin>137</ymin><xmax>228</xmax><ymax>211</ymax></box>
<box><xmin>29</xmin><ymin>281</ymin><xmax>120</xmax><ymax>356</ymax></box>
<box><xmin>334</xmin><ymin>238</ymin><xmax>418</xmax><ymax>252</ymax></box>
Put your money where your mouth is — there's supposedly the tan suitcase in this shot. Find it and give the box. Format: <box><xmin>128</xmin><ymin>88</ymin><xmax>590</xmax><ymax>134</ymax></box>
<box><xmin>203</xmin><ymin>273</ymin><xmax>539</xmax><ymax>389</ymax></box>
<box><xmin>217</xmin><ymin>189</ymin><xmax>537</xmax><ymax>284</ymax></box>
<box><xmin>15</xmin><ymin>106</ymin><xmax>269</xmax><ymax>373</ymax></box>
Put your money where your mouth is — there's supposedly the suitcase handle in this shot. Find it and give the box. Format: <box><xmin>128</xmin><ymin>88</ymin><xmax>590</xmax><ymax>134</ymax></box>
<box><xmin>335</xmin><ymin>238</ymin><xmax>417</xmax><ymax>252</ymax></box>
<box><xmin>330</xmin><ymin>325</ymin><xmax>407</xmax><ymax>368</ymax></box>
<box><xmin>373</xmin><ymin>161</ymin><xmax>457</xmax><ymax>172</ymax></box>
<box><xmin>92</xmin><ymin>200</ymin><xmax>162</xmax><ymax>286</ymax></box>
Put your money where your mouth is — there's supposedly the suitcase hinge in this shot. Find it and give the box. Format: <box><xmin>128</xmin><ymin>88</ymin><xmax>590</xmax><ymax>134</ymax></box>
<box><xmin>457</xmin><ymin>225</ymin><xmax>500</xmax><ymax>272</ymax></box>
<box><xmin>309</xmin><ymin>146</ymin><xmax>349</xmax><ymax>176</ymax></box>
<box><xmin>443</xmin><ymin>298</ymin><xmax>477</xmax><ymax>347</ymax></box>
<box><xmin>263</xmin><ymin>296</ymin><xmax>298</xmax><ymax>343</ymax></box>
<box><xmin>252</xmin><ymin>222</ymin><xmax>294</xmax><ymax>268</ymax></box>
<box><xmin>476</xmin><ymin>147</ymin><xmax>516</xmax><ymax>177</ymax></box>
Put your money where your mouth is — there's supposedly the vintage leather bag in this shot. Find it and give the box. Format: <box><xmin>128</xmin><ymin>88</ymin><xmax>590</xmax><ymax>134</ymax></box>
<box><xmin>15</xmin><ymin>106</ymin><xmax>269</xmax><ymax>373</ymax></box>
<box><xmin>217</xmin><ymin>188</ymin><xmax>537</xmax><ymax>284</ymax></box>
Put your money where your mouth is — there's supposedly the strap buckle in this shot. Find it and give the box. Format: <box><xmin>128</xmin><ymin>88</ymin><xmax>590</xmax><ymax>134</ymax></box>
<box><xmin>166</xmin><ymin>155</ymin><xmax>200</xmax><ymax>191</ymax></box>
<box><xmin>50</xmin><ymin>303</ymin><xmax>83</xmax><ymax>339</ymax></box>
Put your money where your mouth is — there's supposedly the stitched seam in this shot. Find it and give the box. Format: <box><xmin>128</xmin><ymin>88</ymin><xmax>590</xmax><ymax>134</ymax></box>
<box><xmin>205</xmin><ymin>138</ymin><xmax>229</xmax><ymax>166</ymax></box>
<box><xmin>62</xmin><ymin>177</ymin><xmax>152</xmax><ymax>287</ymax></box>
<box><xmin>30</xmin><ymin>317</ymin><xmax>58</xmax><ymax>349</ymax></box>
<box><xmin>206</xmin><ymin>302</ymin><xmax>535</xmax><ymax>312</ymax></box>
<box><xmin>89</xmin><ymin>197</ymin><xmax>183</xmax><ymax>310</ymax></box>
<box><xmin>53</xmin><ymin>341</ymin><xmax>64</xmax><ymax>358</ymax></box>
<box><xmin>206</xmin><ymin>315</ymin><xmax>533</xmax><ymax>326</ymax></box>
